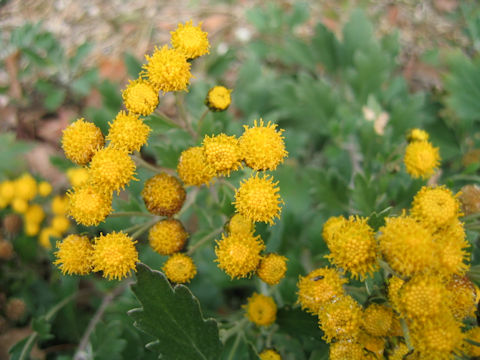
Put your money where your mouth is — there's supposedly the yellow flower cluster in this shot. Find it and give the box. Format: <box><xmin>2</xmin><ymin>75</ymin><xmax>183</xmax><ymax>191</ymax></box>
<box><xmin>403</xmin><ymin>128</ymin><xmax>440</xmax><ymax>179</ymax></box>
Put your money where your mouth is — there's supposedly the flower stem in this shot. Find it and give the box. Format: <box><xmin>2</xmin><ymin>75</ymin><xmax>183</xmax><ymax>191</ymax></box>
<box><xmin>187</xmin><ymin>227</ymin><xmax>223</xmax><ymax>255</ymax></box>
<box><xmin>109</xmin><ymin>211</ymin><xmax>155</xmax><ymax>218</ymax></box>
<box><xmin>196</xmin><ymin>108</ymin><xmax>209</xmax><ymax>138</ymax></box>
<box><xmin>175</xmin><ymin>93</ymin><xmax>196</xmax><ymax>138</ymax></box>
<box><xmin>131</xmin><ymin>218</ymin><xmax>159</xmax><ymax>240</ymax></box>
<box><xmin>132</xmin><ymin>154</ymin><xmax>175</xmax><ymax>176</ymax></box>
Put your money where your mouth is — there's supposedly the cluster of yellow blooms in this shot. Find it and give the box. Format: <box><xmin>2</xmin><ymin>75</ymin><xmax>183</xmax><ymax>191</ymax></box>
<box><xmin>297</xmin><ymin>176</ymin><xmax>479</xmax><ymax>359</ymax></box>
<box><xmin>0</xmin><ymin>173</ymin><xmax>73</xmax><ymax>248</ymax></box>
<box><xmin>404</xmin><ymin>128</ymin><xmax>441</xmax><ymax>179</ymax></box>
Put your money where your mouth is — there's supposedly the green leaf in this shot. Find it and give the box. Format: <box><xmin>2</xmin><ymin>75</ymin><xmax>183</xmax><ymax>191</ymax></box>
<box><xmin>90</xmin><ymin>321</ymin><xmax>127</xmax><ymax>360</ymax></box>
<box><xmin>8</xmin><ymin>337</ymin><xmax>32</xmax><ymax>360</ymax></box>
<box><xmin>32</xmin><ymin>317</ymin><xmax>54</xmax><ymax>341</ymax></box>
<box><xmin>129</xmin><ymin>263</ymin><xmax>223</xmax><ymax>360</ymax></box>
<box><xmin>124</xmin><ymin>52</ymin><xmax>143</xmax><ymax>78</ymax></box>
<box><xmin>69</xmin><ymin>42</ymin><xmax>93</xmax><ymax>71</ymax></box>
<box><xmin>276</xmin><ymin>306</ymin><xmax>323</xmax><ymax>339</ymax></box>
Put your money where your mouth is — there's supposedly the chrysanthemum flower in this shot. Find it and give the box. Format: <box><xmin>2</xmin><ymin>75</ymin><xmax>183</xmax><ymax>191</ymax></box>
<box><xmin>51</xmin><ymin>195</ymin><xmax>68</xmax><ymax>215</ymax></box>
<box><xmin>398</xmin><ymin>275</ymin><xmax>448</xmax><ymax>323</ymax></box>
<box><xmin>239</xmin><ymin>119</ymin><xmax>288</xmax><ymax>171</ymax></box>
<box><xmin>66</xmin><ymin>167</ymin><xmax>90</xmax><ymax>188</ymax></box>
<box><xmin>122</xmin><ymin>78</ymin><xmax>159</xmax><ymax>116</ymax></box>
<box><xmin>54</xmin><ymin>235</ymin><xmax>93</xmax><ymax>275</ymax></box>
<box><xmin>388</xmin><ymin>343</ymin><xmax>410</xmax><ymax>360</ymax></box>
<box><xmin>406</xmin><ymin>128</ymin><xmax>429</xmax><ymax>143</ymax></box>
<box><xmin>38</xmin><ymin>181</ymin><xmax>52</xmax><ymax>197</ymax></box>
<box><xmin>12</xmin><ymin>198</ymin><xmax>28</xmax><ymax>213</ymax></box>
<box><xmin>326</xmin><ymin>216</ymin><xmax>378</xmax><ymax>279</ymax></box>
<box><xmin>387</xmin><ymin>276</ymin><xmax>405</xmax><ymax>313</ymax></box>
<box><xmin>446</xmin><ymin>276</ymin><xmax>477</xmax><ymax>320</ymax></box>
<box><xmin>171</xmin><ymin>20</ymin><xmax>209</xmax><ymax>60</ymax></box>
<box><xmin>435</xmin><ymin>219</ymin><xmax>469</xmax><ymax>276</ymax></box>
<box><xmin>329</xmin><ymin>340</ymin><xmax>365</xmax><ymax>360</ymax></box>
<box><xmin>92</xmin><ymin>232</ymin><xmax>138</xmax><ymax>280</ymax></box>
<box><xmin>215</xmin><ymin>232</ymin><xmax>264</xmax><ymax>279</ymax></box>
<box><xmin>52</xmin><ymin>216</ymin><xmax>70</xmax><ymax>234</ymax></box>
<box><xmin>318</xmin><ymin>295</ymin><xmax>363</xmax><ymax>342</ymax></box>
<box><xmin>61</xmin><ymin>118</ymin><xmax>104</xmax><ymax>166</ymax></box>
<box><xmin>89</xmin><ymin>147</ymin><xmax>136</xmax><ymax>194</ymax></box>
<box><xmin>404</xmin><ymin>140</ymin><xmax>440</xmax><ymax>179</ymax></box>
<box><xmin>259</xmin><ymin>349</ymin><xmax>281</xmax><ymax>360</ymax></box>
<box><xmin>205</xmin><ymin>86</ymin><xmax>231</xmax><ymax>112</ymax></box>
<box><xmin>148</xmin><ymin>219</ymin><xmax>188</xmax><ymax>256</ymax></box>
<box><xmin>24</xmin><ymin>204</ymin><xmax>45</xmax><ymax>225</ymax></box>
<box><xmin>362</xmin><ymin>303</ymin><xmax>393</xmax><ymax>337</ymax></box>
<box><xmin>378</xmin><ymin>215</ymin><xmax>435</xmax><ymax>277</ymax></box>
<box><xmin>463</xmin><ymin>327</ymin><xmax>480</xmax><ymax>357</ymax></box>
<box><xmin>107</xmin><ymin>111</ymin><xmax>151</xmax><ymax>153</ymax></box>
<box><xmin>14</xmin><ymin>173</ymin><xmax>37</xmax><ymax>201</ymax></box>
<box><xmin>67</xmin><ymin>185</ymin><xmax>113</xmax><ymax>226</ymax></box>
<box><xmin>177</xmin><ymin>146</ymin><xmax>216</xmax><ymax>186</ymax></box>
<box><xmin>0</xmin><ymin>180</ymin><xmax>15</xmax><ymax>204</ymax></box>
<box><xmin>411</xmin><ymin>186</ymin><xmax>461</xmax><ymax>229</ymax></box>
<box><xmin>243</xmin><ymin>293</ymin><xmax>277</xmax><ymax>326</ymax></box>
<box><xmin>203</xmin><ymin>134</ymin><xmax>242</xmax><ymax>175</ymax></box>
<box><xmin>233</xmin><ymin>174</ymin><xmax>283</xmax><ymax>225</ymax></box>
<box><xmin>163</xmin><ymin>253</ymin><xmax>197</xmax><ymax>283</ymax></box>
<box><xmin>142</xmin><ymin>173</ymin><xmax>186</xmax><ymax>216</ymax></box>
<box><xmin>39</xmin><ymin>227</ymin><xmax>61</xmax><ymax>249</ymax></box>
<box><xmin>227</xmin><ymin>213</ymin><xmax>254</xmax><ymax>235</ymax></box>
<box><xmin>296</xmin><ymin>267</ymin><xmax>347</xmax><ymax>315</ymax></box>
<box><xmin>322</xmin><ymin>215</ymin><xmax>347</xmax><ymax>246</ymax></box>
<box><xmin>24</xmin><ymin>221</ymin><xmax>39</xmax><ymax>236</ymax></box>
<box><xmin>257</xmin><ymin>253</ymin><xmax>288</xmax><ymax>285</ymax></box>
<box><xmin>143</xmin><ymin>45</ymin><xmax>191</xmax><ymax>92</ymax></box>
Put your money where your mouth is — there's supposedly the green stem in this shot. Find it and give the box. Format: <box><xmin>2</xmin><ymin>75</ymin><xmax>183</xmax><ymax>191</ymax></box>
<box><xmin>175</xmin><ymin>93</ymin><xmax>196</xmax><ymax>138</ymax></box>
<box><xmin>109</xmin><ymin>211</ymin><xmax>155</xmax><ymax>218</ymax></box>
<box><xmin>221</xmin><ymin>317</ymin><xmax>248</xmax><ymax>343</ymax></box>
<box><xmin>227</xmin><ymin>332</ymin><xmax>242</xmax><ymax>360</ymax></box>
<box><xmin>154</xmin><ymin>110</ymin><xmax>182</xmax><ymax>128</ymax></box>
<box><xmin>218</xmin><ymin>178</ymin><xmax>236</xmax><ymax>193</ymax></box>
<box><xmin>132</xmin><ymin>154</ymin><xmax>175</xmax><ymax>176</ymax></box>
<box><xmin>449</xmin><ymin>174</ymin><xmax>480</xmax><ymax>183</ymax></box>
<box><xmin>400</xmin><ymin>318</ymin><xmax>414</xmax><ymax>352</ymax></box>
<box><xmin>131</xmin><ymin>218</ymin><xmax>159</xmax><ymax>240</ymax></box>
<box><xmin>177</xmin><ymin>187</ymin><xmax>199</xmax><ymax>217</ymax></box>
<box><xmin>187</xmin><ymin>227</ymin><xmax>223</xmax><ymax>255</ymax></box>
<box><xmin>123</xmin><ymin>222</ymin><xmax>147</xmax><ymax>234</ymax></box>
<box><xmin>196</xmin><ymin>108</ymin><xmax>209</xmax><ymax>138</ymax></box>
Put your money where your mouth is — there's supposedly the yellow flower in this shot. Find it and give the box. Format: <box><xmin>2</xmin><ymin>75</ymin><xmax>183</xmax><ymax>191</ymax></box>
<box><xmin>358</xmin><ymin>331</ymin><xmax>385</xmax><ymax>358</ymax></box>
<box><xmin>296</xmin><ymin>267</ymin><xmax>347</xmax><ymax>315</ymax></box>
<box><xmin>66</xmin><ymin>167</ymin><xmax>90</xmax><ymax>188</ymax></box>
<box><xmin>404</xmin><ymin>140</ymin><xmax>440</xmax><ymax>179</ymax></box>
<box><xmin>378</xmin><ymin>215</ymin><xmax>435</xmax><ymax>277</ymax></box>
<box><xmin>362</xmin><ymin>303</ymin><xmax>393</xmax><ymax>337</ymax></box>
<box><xmin>215</xmin><ymin>232</ymin><xmax>264</xmax><ymax>279</ymax></box>
<box><xmin>39</xmin><ymin>227</ymin><xmax>61</xmax><ymax>249</ymax></box>
<box><xmin>318</xmin><ymin>296</ymin><xmax>362</xmax><ymax>342</ymax></box>
<box><xmin>322</xmin><ymin>215</ymin><xmax>347</xmax><ymax>246</ymax></box>
<box><xmin>259</xmin><ymin>349</ymin><xmax>281</xmax><ymax>360</ymax></box>
<box><xmin>38</xmin><ymin>181</ymin><xmax>52</xmax><ymax>197</ymax></box>
<box><xmin>257</xmin><ymin>253</ymin><xmax>287</xmax><ymax>285</ymax></box>
<box><xmin>203</xmin><ymin>134</ymin><xmax>242</xmax><ymax>176</ymax></box>
<box><xmin>0</xmin><ymin>180</ymin><xmax>15</xmax><ymax>204</ymax></box>
<box><xmin>51</xmin><ymin>216</ymin><xmax>70</xmax><ymax>234</ymax></box>
<box><xmin>329</xmin><ymin>340</ymin><xmax>365</xmax><ymax>360</ymax></box>
<box><xmin>387</xmin><ymin>276</ymin><xmax>405</xmax><ymax>313</ymax></box>
<box><xmin>142</xmin><ymin>173</ymin><xmax>186</xmax><ymax>216</ymax></box>
<box><xmin>54</xmin><ymin>235</ymin><xmax>93</xmax><ymax>275</ymax></box>
<box><xmin>233</xmin><ymin>174</ymin><xmax>283</xmax><ymax>225</ymax></box>
<box><xmin>143</xmin><ymin>45</ymin><xmax>191</xmax><ymax>92</ymax></box>
<box><xmin>24</xmin><ymin>204</ymin><xmax>45</xmax><ymax>225</ymax></box>
<box><xmin>107</xmin><ymin>111</ymin><xmax>151</xmax><ymax>153</ymax></box>
<box><xmin>51</xmin><ymin>195</ymin><xmax>68</xmax><ymax>215</ymax></box>
<box><xmin>326</xmin><ymin>216</ymin><xmax>378</xmax><ymax>279</ymax></box>
<box><xmin>25</xmin><ymin>221</ymin><xmax>40</xmax><ymax>236</ymax></box>
<box><xmin>411</xmin><ymin>186</ymin><xmax>461</xmax><ymax>229</ymax></box>
<box><xmin>61</xmin><ymin>118</ymin><xmax>104</xmax><ymax>166</ymax></box>
<box><xmin>92</xmin><ymin>232</ymin><xmax>138</xmax><ymax>280</ymax></box>
<box><xmin>463</xmin><ymin>327</ymin><xmax>480</xmax><ymax>357</ymax></box>
<box><xmin>205</xmin><ymin>86</ymin><xmax>231</xmax><ymax>111</ymax></box>
<box><xmin>388</xmin><ymin>343</ymin><xmax>410</xmax><ymax>360</ymax></box>
<box><xmin>398</xmin><ymin>275</ymin><xmax>448</xmax><ymax>324</ymax></box>
<box><xmin>227</xmin><ymin>214</ymin><xmax>254</xmax><ymax>235</ymax></box>
<box><xmin>148</xmin><ymin>219</ymin><xmax>188</xmax><ymax>256</ymax></box>
<box><xmin>163</xmin><ymin>253</ymin><xmax>197</xmax><ymax>283</ymax></box>
<box><xmin>122</xmin><ymin>78</ymin><xmax>159</xmax><ymax>116</ymax></box>
<box><xmin>67</xmin><ymin>185</ymin><xmax>113</xmax><ymax>226</ymax></box>
<box><xmin>177</xmin><ymin>146</ymin><xmax>216</xmax><ymax>186</ymax></box>
<box><xmin>12</xmin><ymin>198</ymin><xmax>28</xmax><ymax>214</ymax></box>
<box><xmin>446</xmin><ymin>275</ymin><xmax>477</xmax><ymax>320</ymax></box>
<box><xmin>239</xmin><ymin>119</ymin><xmax>288</xmax><ymax>171</ymax></box>
<box><xmin>243</xmin><ymin>293</ymin><xmax>277</xmax><ymax>326</ymax></box>
<box><xmin>406</xmin><ymin>128</ymin><xmax>429</xmax><ymax>143</ymax></box>
<box><xmin>89</xmin><ymin>147</ymin><xmax>136</xmax><ymax>194</ymax></box>
<box><xmin>434</xmin><ymin>219</ymin><xmax>469</xmax><ymax>276</ymax></box>
<box><xmin>171</xmin><ymin>20</ymin><xmax>209</xmax><ymax>60</ymax></box>
<box><xmin>14</xmin><ymin>173</ymin><xmax>37</xmax><ymax>201</ymax></box>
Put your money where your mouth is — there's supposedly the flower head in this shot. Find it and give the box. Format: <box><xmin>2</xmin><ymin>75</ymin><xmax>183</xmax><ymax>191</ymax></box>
<box><xmin>24</xmin><ymin>204</ymin><xmax>45</xmax><ymax>225</ymax></box>
<box><xmin>122</xmin><ymin>78</ymin><xmax>159</xmax><ymax>116</ymax></box>
<box><xmin>243</xmin><ymin>293</ymin><xmax>277</xmax><ymax>326</ymax></box>
<box><xmin>203</xmin><ymin>134</ymin><xmax>242</xmax><ymax>175</ymax></box>
<box><xmin>318</xmin><ymin>296</ymin><xmax>363</xmax><ymax>342</ymax></box>
<box><xmin>142</xmin><ymin>173</ymin><xmax>186</xmax><ymax>216</ymax></box>
<box><xmin>177</xmin><ymin>146</ymin><xmax>216</xmax><ymax>186</ymax></box>
<box><xmin>329</xmin><ymin>340</ymin><xmax>365</xmax><ymax>360</ymax></box>
<box><xmin>0</xmin><ymin>180</ymin><xmax>15</xmax><ymax>204</ymax></box>
<box><xmin>389</xmin><ymin>343</ymin><xmax>410</xmax><ymax>360</ymax></box>
<box><xmin>11</xmin><ymin>198</ymin><xmax>28</xmax><ymax>213</ymax></box>
<box><xmin>67</xmin><ymin>184</ymin><xmax>113</xmax><ymax>226</ymax></box>
<box><xmin>227</xmin><ymin>214</ymin><xmax>254</xmax><ymax>235</ymax></box>
<box><xmin>322</xmin><ymin>215</ymin><xmax>347</xmax><ymax>246</ymax></box>
<box><xmin>411</xmin><ymin>186</ymin><xmax>461</xmax><ymax>229</ymax></box>
<box><xmin>387</xmin><ymin>276</ymin><xmax>405</xmax><ymax>313</ymax></box>
<box><xmin>435</xmin><ymin>219</ymin><xmax>469</xmax><ymax>276</ymax></box>
<box><xmin>89</xmin><ymin>147</ymin><xmax>136</xmax><ymax>194</ymax></box>
<box><xmin>92</xmin><ymin>232</ymin><xmax>138</xmax><ymax>280</ymax></box>
<box><xmin>14</xmin><ymin>173</ymin><xmax>37</xmax><ymax>201</ymax></box>
<box><xmin>54</xmin><ymin>235</ymin><xmax>93</xmax><ymax>275</ymax></box>
<box><xmin>404</xmin><ymin>140</ymin><xmax>440</xmax><ymax>179</ymax></box>
<box><xmin>406</xmin><ymin>128</ymin><xmax>429</xmax><ymax>143</ymax></box>
<box><xmin>66</xmin><ymin>167</ymin><xmax>90</xmax><ymax>188</ymax></box>
<box><xmin>39</xmin><ymin>227</ymin><xmax>61</xmax><ymax>249</ymax></box>
<box><xmin>148</xmin><ymin>219</ymin><xmax>188</xmax><ymax>256</ymax></box>
<box><xmin>239</xmin><ymin>119</ymin><xmax>288</xmax><ymax>171</ymax></box>
<box><xmin>233</xmin><ymin>174</ymin><xmax>283</xmax><ymax>225</ymax></box>
<box><xmin>446</xmin><ymin>275</ymin><xmax>477</xmax><ymax>320</ymax></box>
<box><xmin>38</xmin><ymin>181</ymin><xmax>52</xmax><ymax>197</ymax></box>
<box><xmin>62</xmin><ymin>118</ymin><xmax>104</xmax><ymax>165</ymax></box>
<box><xmin>326</xmin><ymin>216</ymin><xmax>378</xmax><ymax>279</ymax></box>
<box><xmin>362</xmin><ymin>303</ymin><xmax>393</xmax><ymax>337</ymax></box>
<box><xmin>143</xmin><ymin>45</ymin><xmax>191</xmax><ymax>92</ymax></box>
<box><xmin>52</xmin><ymin>195</ymin><xmax>68</xmax><ymax>215</ymax></box>
<box><xmin>52</xmin><ymin>216</ymin><xmax>70</xmax><ymax>234</ymax></box>
<box><xmin>463</xmin><ymin>327</ymin><xmax>480</xmax><ymax>357</ymax></box>
<box><xmin>296</xmin><ymin>267</ymin><xmax>347</xmax><ymax>315</ymax></box>
<box><xmin>257</xmin><ymin>253</ymin><xmax>287</xmax><ymax>285</ymax></box>
<box><xmin>163</xmin><ymin>253</ymin><xmax>197</xmax><ymax>283</ymax></box>
<box><xmin>171</xmin><ymin>20</ymin><xmax>209</xmax><ymax>60</ymax></box>
<box><xmin>205</xmin><ymin>86</ymin><xmax>231</xmax><ymax>111</ymax></box>
<box><xmin>107</xmin><ymin>111</ymin><xmax>151</xmax><ymax>153</ymax></box>
<box><xmin>259</xmin><ymin>349</ymin><xmax>281</xmax><ymax>360</ymax></box>
<box><xmin>215</xmin><ymin>232</ymin><xmax>264</xmax><ymax>279</ymax></box>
